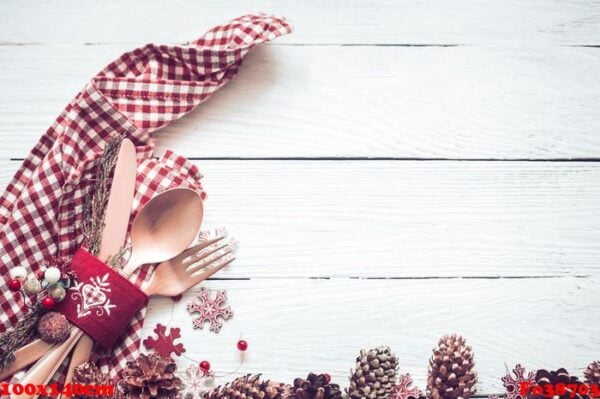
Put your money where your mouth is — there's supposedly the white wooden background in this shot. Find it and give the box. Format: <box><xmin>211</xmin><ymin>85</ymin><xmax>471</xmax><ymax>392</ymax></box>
<box><xmin>1</xmin><ymin>0</ymin><xmax>599</xmax><ymax>394</ymax></box>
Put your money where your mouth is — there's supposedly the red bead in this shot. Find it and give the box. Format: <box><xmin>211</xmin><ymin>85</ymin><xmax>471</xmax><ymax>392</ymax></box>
<box><xmin>237</xmin><ymin>339</ymin><xmax>248</xmax><ymax>351</ymax></box>
<box><xmin>324</xmin><ymin>374</ymin><xmax>331</xmax><ymax>383</ymax></box>
<box><xmin>40</xmin><ymin>296</ymin><xmax>55</xmax><ymax>310</ymax></box>
<box><xmin>199</xmin><ymin>360</ymin><xmax>210</xmax><ymax>372</ymax></box>
<box><xmin>8</xmin><ymin>279</ymin><xmax>21</xmax><ymax>292</ymax></box>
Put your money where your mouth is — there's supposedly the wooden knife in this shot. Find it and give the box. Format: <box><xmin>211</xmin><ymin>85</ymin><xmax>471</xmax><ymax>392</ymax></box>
<box><xmin>61</xmin><ymin>137</ymin><xmax>137</xmax><ymax>393</ymax></box>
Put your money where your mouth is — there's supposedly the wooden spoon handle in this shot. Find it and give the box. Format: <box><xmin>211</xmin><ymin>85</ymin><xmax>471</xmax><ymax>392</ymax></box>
<box><xmin>10</xmin><ymin>329</ymin><xmax>83</xmax><ymax>399</ymax></box>
<box><xmin>59</xmin><ymin>335</ymin><xmax>94</xmax><ymax>398</ymax></box>
<box><xmin>0</xmin><ymin>340</ymin><xmax>53</xmax><ymax>381</ymax></box>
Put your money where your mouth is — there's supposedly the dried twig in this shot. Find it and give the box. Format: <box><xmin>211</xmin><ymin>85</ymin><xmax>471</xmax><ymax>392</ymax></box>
<box><xmin>0</xmin><ymin>308</ymin><xmax>42</xmax><ymax>371</ymax></box>
<box><xmin>107</xmin><ymin>246</ymin><xmax>128</xmax><ymax>269</ymax></box>
<box><xmin>82</xmin><ymin>136</ymin><xmax>124</xmax><ymax>256</ymax></box>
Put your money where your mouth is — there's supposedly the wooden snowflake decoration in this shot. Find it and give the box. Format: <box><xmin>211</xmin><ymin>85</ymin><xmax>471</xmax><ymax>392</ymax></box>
<box><xmin>390</xmin><ymin>374</ymin><xmax>422</xmax><ymax>399</ymax></box>
<box><xmin>142</xmin><ymin>323</ymin><xmax>186</xmax><ymax>359</ymax></box>
<box><xmin>501</xmin><ymin>364</ymin><xmax>535</xmax><ymax>399</ymax></box>
<box><xmin>186</xmin><ymin>287</ymin><xmax>233</xmax><ymax>333</ymax></box>
<box><xmin>179</xmin><ymin>364</ymin><xmax>215</xmax><ymax>399</ymax></box>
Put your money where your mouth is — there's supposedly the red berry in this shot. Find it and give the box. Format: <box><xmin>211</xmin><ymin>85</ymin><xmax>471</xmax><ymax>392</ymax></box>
<box><xmin>237</xmin><ymin>339</ymin><xmax>248</xmax><ymax>351</ymax></box>
<box><xmin>40</xmin><ymin>296</ymin><xmax>55</xmax><ymax>310</ymax></box>
<box><xmin>8</xmin><ymin>279</ymin><xmax>21</xmax><ymax>292</ymax></box>
<box><xmin>324</xmin><ymin>373</ymin><xmax>331</xmax><ymax>383</ymax></box>
<box><xmin>199</xmin><ymin>360</ymin><xmax>210</xmax><ymax>372</ymax></box>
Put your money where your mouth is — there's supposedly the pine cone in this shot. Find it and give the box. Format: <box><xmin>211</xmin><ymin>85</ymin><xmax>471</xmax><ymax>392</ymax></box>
<box><xmin>427</xmin><ymin>334</ymin><xmax>477</xmax><ymax>399</ymax></box>
<box><xmin>288</xmin><ymin>373</ymin><xmax>342</xmax><ymax>399</ymax></box>
<box><xmin>584</xmin><ymin>361</ymin><xmax>600</xmax><ymax>385</ymax></box>
<box><xmin>346</xmin><ymin>346</ymin><xmax>399</xmax><ymax>399</ymax></box>
<box><xmin>205</xmin><ymin>374</ymin><xmax>288</xmax><ymax>399</ymax></box>
<box><xmin>118</xmin><ymin>353</ymin><xmax>181</xmax><ymax>399</ymax></box>
<box><xmin>72</xmin><ymin>362</ymin><xmax>115</xmax><ymax>399</ymax></box>
<box><xmin>529</xmin><ymin>369</ymin><xmax>588</xmax><ymax>399</ymax></box>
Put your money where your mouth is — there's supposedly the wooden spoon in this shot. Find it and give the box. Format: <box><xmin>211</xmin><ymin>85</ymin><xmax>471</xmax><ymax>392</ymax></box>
<box><xmin>13</xmin><ymin>187</ymin><xmax>204</xmax><ymax>399</ymax></box>
<box><xmin>122</xmin><ymin>187</ymin><xmax>204</xmax><ymax>275</ymax></box>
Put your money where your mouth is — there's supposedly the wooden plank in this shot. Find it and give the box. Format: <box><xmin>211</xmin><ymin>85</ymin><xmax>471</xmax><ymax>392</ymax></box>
<box><xmin>1</xmin><ymin>160</ymin><xmax>598</xmax><ymax>278</ymax></box>
<box><xmin>1</xmin><ymin>0</ymin><xmax>599</xmax><ymax>45</ymax></box>
<box><xmin>142</xmin><ymin>277</ymin><xmax>600</xmax><ymax>392</ymax></box>
<box><xmin>2</xmin><ymin>45</ymin><xmax>600</xmax><ymax>159</ymax></box>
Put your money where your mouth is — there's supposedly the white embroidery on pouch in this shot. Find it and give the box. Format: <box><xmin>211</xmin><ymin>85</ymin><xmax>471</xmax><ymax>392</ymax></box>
<box><xmin>70</xmin><ymin>273</ymin><xmax>116</xmax><ymax>318</ymax></box>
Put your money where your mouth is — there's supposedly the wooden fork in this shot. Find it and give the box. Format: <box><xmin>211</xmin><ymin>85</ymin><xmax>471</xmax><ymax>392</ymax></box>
<box><xmin>143</xmin><ymin>240</ymin><xmax>234</xmax><ymax>296</ymax></box>
<box><xmin>15</xmin><ymin>237</ymin><xmax>235</xmax><ymax>399</ymax></box>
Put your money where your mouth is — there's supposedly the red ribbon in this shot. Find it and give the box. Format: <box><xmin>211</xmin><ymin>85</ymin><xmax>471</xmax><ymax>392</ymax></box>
<box><xmin>54</xmin><ymin>249</ymin><xmax>148</xmax><ymax>348</ymax></box>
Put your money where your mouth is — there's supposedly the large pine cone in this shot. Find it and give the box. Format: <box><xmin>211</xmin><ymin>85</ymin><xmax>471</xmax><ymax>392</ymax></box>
<box><xmin>528</xmin><ymin>369</ymin><xmax>588</xmax><ymax>399</ymax></box>
<box><xmin>346</xmin><ymin>346</ymin><xmax>399</xmax><ymax>399</ymax></box>
<box><xmin>118</xmin><ymin>353</ymin><xmax>181</xmax><ymax>399</ymax></box>
<box><xmin>427</xmin><ymin>335</ymin><xmax>477</xmax><ymax>399</ymax></box>
<box><xmin>288</xmin><ymin>373</ymin><xmax>342</xmax><ymax>399</ymax></box>
<box><xmin>584</xmin><ymin>361</ymin><xmax>600</xmax><ymax>385</ymax></box>
<box><xmin>205</xmin><ymin>374</ymin><xmax>288</xmax><ymax>399</ymax></box>
<box><xmin>72</xmin><ymin>362</ymin><xmax>115</xmax><ymax>399</ymax></box>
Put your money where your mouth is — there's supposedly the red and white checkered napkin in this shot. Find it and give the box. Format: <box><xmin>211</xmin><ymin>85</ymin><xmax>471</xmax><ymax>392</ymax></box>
<box><xmin>0</xmin><ymin>13</ymin><xmax>292</xmax><ymax>381</ymax></box>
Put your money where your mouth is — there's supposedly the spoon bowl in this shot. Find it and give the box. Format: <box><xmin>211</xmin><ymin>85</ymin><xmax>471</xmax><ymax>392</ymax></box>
<box><xmin>122</xmin><ymin>187</ymin><xmax>204</xmax><ymax>275</ymax></box>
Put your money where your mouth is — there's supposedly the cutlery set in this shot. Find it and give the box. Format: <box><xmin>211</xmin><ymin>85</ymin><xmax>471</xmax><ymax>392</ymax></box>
<box><xmin>2</xmin><ymin>139</ymin><xmax>233</xmax><ymax>398</ymax></box>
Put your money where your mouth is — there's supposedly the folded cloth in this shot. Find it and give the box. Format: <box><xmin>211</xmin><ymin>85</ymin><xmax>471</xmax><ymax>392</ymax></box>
<box><xmin>0</xmin><ymin>13</ymin><xmax>292</xmax><ymax>381</ymax></box>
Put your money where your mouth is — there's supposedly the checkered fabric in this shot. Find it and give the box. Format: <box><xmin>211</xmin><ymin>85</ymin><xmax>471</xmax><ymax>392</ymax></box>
<box><xmin>0</xmin><ymin>13</ymin><xmax>292</xmax><ymax>381</ymax></box>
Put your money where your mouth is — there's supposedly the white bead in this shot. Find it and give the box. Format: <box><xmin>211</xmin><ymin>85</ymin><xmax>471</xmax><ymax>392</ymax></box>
<box><xmin>9</xmin><ymin>266</ymin><xmax>27</xmax><ymax>280</ymax></box>
<box><xmin>43</xmin><ymin>267</ymin><xmax>61</xmax><ymax>284</ymax></box>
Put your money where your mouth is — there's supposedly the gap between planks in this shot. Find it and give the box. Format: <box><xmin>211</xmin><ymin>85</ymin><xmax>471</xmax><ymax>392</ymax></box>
<box><xmin>3</xmin><ymin>43</ymin><xmax>600</xmax><ymax>47</ymax></box>
<box><xmin>8</xmin><ymin>158</ymin><xmax>600</xmax><ymax>162</ymax></box>
<box><xmin>206</xmin><ymin>276</ymin><xmax>592</xmax><ymax>280</ymax></box>
<box><xmin>2</xmin><ymin>0</ymin><xmax>600</xmax><ymax>45</ymax></box>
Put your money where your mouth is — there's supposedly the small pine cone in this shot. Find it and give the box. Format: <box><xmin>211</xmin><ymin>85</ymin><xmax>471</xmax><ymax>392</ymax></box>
<box><xmin>205</xmin><ymin>374</ymin><xmax>288</xmax><ymax>399</ymax></box>
<box><xmin>288</xmin><ymin>373</ymin><xmax>342</xmax><ymax>399</ymax></box>
<box><xmin>584</xmin><ymin>361</ymin><xmax>600</xmax><ymax>385</ymax></box>
<box><xmin>118</xmin><ymin>353</ymin><xmax>181</xmax><ymax>399</ymax></box>
<box><xmin>427</xmin><ymin>334</ymin><xmax>477</xmax><ymax>399</ymax></box>
<box><xmin>346</xmin><ymin>346</ymin><xmax>399</xmax><ymax>399</ymax></box>
<box><xmin>529</xmin><ymin>369</ymin><xmax>588</xmax><ymax>399</ymax></box>
<box><xmin>72</xmin><ymin>362</ymin><xmax>115</xmax><ymax>399</ymax></box>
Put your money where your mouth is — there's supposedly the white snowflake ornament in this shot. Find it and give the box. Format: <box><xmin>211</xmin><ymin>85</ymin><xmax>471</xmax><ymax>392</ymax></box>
<box><xmin>390</xmin><ymin>374</ymin><xmax>422</xmax><ymax>399</ymax></box>
<box><xmin>502</xmin><ymin>364</ymin><xmax>535</xmax><ymax>399</ymax></box>
<box><xmin>179</xmin><ymin>364</ymin><xmax>215</xmax><ymax>399</ymax></box>
<box><xmin>186</xmin><ymin>287</ymin><xmax>233</xmax><ymax>333</ymax></box>
<box><xmin>198</xmin><ymin>227</ymin><xmax>229</xmax><ymax>243</ymax></box>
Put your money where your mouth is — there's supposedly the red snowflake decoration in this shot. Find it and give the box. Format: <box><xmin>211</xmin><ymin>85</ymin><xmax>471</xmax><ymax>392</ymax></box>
<box><xmin>390</xmin><ymin>374</ymin><xmax>422</xmax><ymax>399</ymax></box>
<box><xmin>502</xmin><ymin>364</ymin><xmax>535</xmax><ymax>399</ymax></box>
<box><xmin>142</xmin><ymin>323</ymin><xmax>186</xmax><ymax>359</ymax></box>
<box><xmin>186</xmin><ymin>287</ymin><xmax>233</xmax><ymax>333</ymax></box>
